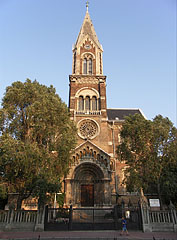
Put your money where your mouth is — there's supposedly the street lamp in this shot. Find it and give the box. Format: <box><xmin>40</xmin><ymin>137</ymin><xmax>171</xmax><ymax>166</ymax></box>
<box><xmin>54</xmin><ymin>192</ymin><xmax>62</xmax><ymax>218</ymax></box>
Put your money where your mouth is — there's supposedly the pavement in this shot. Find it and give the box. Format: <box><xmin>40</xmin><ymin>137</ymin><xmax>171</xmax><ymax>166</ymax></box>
<box><xmin>0</xmin><ymin>231</ymin><xmax>177</xmax><ymax>240</ymax></box>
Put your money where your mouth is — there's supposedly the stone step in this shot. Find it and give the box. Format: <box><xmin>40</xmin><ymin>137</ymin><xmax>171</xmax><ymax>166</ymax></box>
<box><xmin>0</xmin><ymin>238</ymin><xmax>175</xmax><ymax>240</ymax></box>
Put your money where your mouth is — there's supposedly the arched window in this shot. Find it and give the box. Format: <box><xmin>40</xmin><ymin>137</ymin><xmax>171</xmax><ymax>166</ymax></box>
<box><xmin>92</xmin><ymin>96</ymin><xmax>97</xmax><ymax>110</ymax></box>
<box><xmin>83</xmin><ymin>58</ymin><xmax>87</xmax><ymax>74</ymax></box>
<box><xmin>88</xmin><ymin>59</ymin><xmax>92</xmax><ymax>74</ymax></box>
<box><xmin>85</xmin><ymin>96</ymin><xmax>90</xmax><ymax>110</ymax></box>
<box><xmin>78</xmin><ymin>96</ymin><xmax>84</xmax><ymax>111</ymax></box>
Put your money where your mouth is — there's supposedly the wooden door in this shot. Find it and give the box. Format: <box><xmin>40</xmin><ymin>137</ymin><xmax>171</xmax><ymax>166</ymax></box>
<box><xmin>81</xmin><ymin>185</ymin><xmax>94</xmax><ymax>206</ymax></box>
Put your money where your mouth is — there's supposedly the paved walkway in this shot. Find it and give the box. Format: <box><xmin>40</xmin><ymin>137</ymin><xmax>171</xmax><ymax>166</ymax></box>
<box><xmin>0</xmin><ymin>231</ymin><xmax>177</xmax><ymax>240</ymax></box>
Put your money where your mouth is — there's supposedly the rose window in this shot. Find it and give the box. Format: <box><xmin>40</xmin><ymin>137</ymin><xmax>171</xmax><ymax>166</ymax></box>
<box><xmin>78</xmin><ymin>119</ymin><xmax>98</xmax><ymax>139</ymax></box>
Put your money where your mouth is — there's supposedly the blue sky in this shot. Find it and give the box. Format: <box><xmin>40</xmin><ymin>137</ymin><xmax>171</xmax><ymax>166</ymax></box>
<box><xmin>0</xmin><ymin>0</ymin><xmax>176</xmax><ymax>126</ymax></box>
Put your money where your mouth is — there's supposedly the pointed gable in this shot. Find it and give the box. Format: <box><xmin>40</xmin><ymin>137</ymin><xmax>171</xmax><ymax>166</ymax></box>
<box><xmin>75</xmin><ymin>140</ymin><xmax>111</xmax><ymax>157</ymax></box>
<box><xmin>71</xmin><ymin>140</ymin><xmax>112</xmax><ymax>172</ymax></box>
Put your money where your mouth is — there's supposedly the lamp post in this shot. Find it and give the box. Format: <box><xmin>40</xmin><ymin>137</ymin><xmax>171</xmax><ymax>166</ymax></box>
<box><xmin>54</xmin><ymin>192</ymin><xmax>62</xmax><ymax>218</ymax></box>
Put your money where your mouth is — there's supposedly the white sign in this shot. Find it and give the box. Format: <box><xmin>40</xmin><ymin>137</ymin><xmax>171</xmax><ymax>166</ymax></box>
<box><xmin>149</xmin><ymin>199</ymin><xmax>160</xmax><ymax>207</ymax></box>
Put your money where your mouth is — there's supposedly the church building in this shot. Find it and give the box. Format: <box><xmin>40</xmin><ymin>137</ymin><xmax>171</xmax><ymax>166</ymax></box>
<box><xmin>64</xmin><ymin>6</ymin><xmax>144</xmax><ymax>207</ymax></box>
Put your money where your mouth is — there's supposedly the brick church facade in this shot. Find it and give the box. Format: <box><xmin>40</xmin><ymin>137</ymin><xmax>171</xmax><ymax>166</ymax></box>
<box><xmin>64</xmin><ymin>8</ymin><xmax>144</xmax><ymax>207</ymax></box>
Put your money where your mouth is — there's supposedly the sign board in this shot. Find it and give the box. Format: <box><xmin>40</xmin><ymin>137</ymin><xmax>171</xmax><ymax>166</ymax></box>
<box><xmin>149</xmin><ymin>199</ymin><xmax>160</xmax><ymax>207</ymax></box>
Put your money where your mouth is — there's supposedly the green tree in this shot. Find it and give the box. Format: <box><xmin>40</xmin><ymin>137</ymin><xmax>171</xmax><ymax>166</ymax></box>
<box><xmin>0</xmin><ymin>79</ymin><xmax>77</xmax><ymax>209</ymax></box>
<box><xmin>116</xmin><ymin>114</ymin><xmax>177</xmax><ymax>205</ymax></box>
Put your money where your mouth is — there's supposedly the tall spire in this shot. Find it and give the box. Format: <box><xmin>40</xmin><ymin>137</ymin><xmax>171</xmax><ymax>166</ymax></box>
<box><xmin>71</xmin><ymin>2</ymin><xmax>104</xmax><ymax>76</ymax></box>
<box><xmin>74</xmin><ymin>4</ymin><xmax>103</xmax><ymax>51</ymax></box>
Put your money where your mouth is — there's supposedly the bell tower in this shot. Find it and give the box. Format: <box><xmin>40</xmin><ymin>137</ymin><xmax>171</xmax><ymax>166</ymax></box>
<box><xmin>66</xmin><ymin>4</ymin><xmax>112</xmax><ymax>207</ymax></box>
<box><xmin>65</xmin><ymin>3</ymin><xmax>145</xmax><ymax>208</ymax></box>
<box><xmin>69</xmin><ymin>6</ymin><xmax>107</xmax><ymax>122</ymax></box>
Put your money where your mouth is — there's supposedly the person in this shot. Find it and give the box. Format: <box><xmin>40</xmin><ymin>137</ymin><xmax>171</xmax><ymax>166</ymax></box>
<box><xmin>120</xmin><ymin>217</ymin><xmax>129</xmax><ymax>236</ymax></box>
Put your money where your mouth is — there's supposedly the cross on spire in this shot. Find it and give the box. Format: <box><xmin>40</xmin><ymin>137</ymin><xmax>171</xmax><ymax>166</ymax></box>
<box><xmin>86</xmin><ymin>1</ymin><xmax>89</xmax><ymax>12</ymax></box>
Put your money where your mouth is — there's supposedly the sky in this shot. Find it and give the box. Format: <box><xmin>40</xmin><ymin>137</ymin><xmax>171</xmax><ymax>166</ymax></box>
<box><xmin>0</xmin><ymin>0</ymin><xmax>176</xmax><ymax>126</ymax></box>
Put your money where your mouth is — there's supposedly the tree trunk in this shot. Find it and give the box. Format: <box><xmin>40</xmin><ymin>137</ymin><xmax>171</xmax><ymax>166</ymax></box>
<box><xmin>157</xmin><ymin>182</ymin><xmax>163</xmax><ymax>209</ymax></box>
<box><xmin>38</xmin><ymin>198</ymin><xmax>45</xmax><ymax>210</ymax></box>
<box><xmin>16</xmin><ymin>195</ymin><xmax>23</xmax><ymax>210</ymax></box>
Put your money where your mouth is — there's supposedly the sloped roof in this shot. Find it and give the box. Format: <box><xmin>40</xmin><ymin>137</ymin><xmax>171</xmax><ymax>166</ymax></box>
<box><xmin>107</xmin><ymin>108</ymin><xmax>145</xmax><ymax>121</ymax></box>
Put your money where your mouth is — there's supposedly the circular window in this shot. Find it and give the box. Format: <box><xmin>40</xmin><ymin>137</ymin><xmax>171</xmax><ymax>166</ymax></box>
<box><xmin>78</xmin><ymin>119</ymin><xmax>99</xmax><ymax>139</ymax></box>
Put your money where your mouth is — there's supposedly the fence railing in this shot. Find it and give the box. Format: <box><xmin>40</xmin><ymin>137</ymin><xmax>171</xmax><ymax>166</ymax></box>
<box><xmin>0</xmin><ymin>210</ymin><xmax>37</xmax><ymax>223</ymax></box>
<box><xmin>0</xmin><ymin>208</ymin><xmax>45</xmax><ymax>231</ymax></box>
<box><xmin>0</xmin><ymin>210</ymin><xmax>10</xmax><ymax>223</ymax></box>
<box><xmin>149</xmin><ymin>210</ymin><xmax>172</xmax><ymax>223</ymax></box>
<box><xmin>12</xmin><ymin>210</ymin><xmax>37</xmax><ymax>223</ymax></box>
<box><xmin>140</xmin><ymin>203</ymin><xmax>177</xmax><ymax>232</ymax></box>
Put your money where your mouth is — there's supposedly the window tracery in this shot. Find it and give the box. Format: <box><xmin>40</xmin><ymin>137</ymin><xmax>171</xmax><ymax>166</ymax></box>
<box><xmin>78</xmin><ymin>119</ymin><xmax>99</xmax><ymax>139</ymax></box>
<box><xmin>82</xmin><ymin>53</ymin><xmax>94</xmax><ymax>75</ymax></box>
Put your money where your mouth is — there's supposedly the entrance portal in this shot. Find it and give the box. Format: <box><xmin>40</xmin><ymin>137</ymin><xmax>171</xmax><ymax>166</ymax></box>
<box><xmin>70</xmin><ymin>162</ymin><xmax>111</xmax><ymax>207</ymax></box>
<box><xmin>81</xmin><ymin>185</ymin><xmax>94</xmax><ymax>206</ymax></box>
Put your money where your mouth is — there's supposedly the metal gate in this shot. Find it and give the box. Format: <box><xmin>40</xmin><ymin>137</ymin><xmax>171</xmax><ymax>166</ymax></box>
<box><xmin>115</xmin><ymin>204</ymin><xmax>142</xmax><ymax>231</ymax></box>
<box><xmin>72</xmin><ymin>207</ymin><xmax>115</xmax><ymax>230</ymax></box>
<box><xmin>44</xmin><ymin>206</ymin><xmax>70</xmax><ymax>231</ymax></box>
<box><xmin>44</xmin><ymin>205</ymin><xmax>142</xmax><ymax>231</ymax></box>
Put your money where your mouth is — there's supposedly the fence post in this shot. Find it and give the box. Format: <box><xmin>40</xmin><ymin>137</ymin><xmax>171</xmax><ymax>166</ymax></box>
<box><xmin>114</xmin><ymin>205</ymin><xmax>118</xmax><ymax>230</ymax></box>
<box><xmin>69</xmin><ymin>205</ymin><xmax>73</xmax><ymax>231</ymax></box>
<box><xmin>92</xmin><ymin>208</ymin><xmax>95</xmax><ymax>230</ymax></box>
<box><xmin>5</xmin><ymin>210</ymin><xmax>14</xmax><ymax>231</ymax></box>
<box><xmin>169</xmin><ymin>202</ymin><xmax>177</xmax><ymax>232</ymax></box>
<box><xmin>140</xmin><ymin>201</ymin><xmax>152</xmax><ymax>232</ymax></box>
<box><xmin>34</xmin><ymin>207</ymin><xmax>46</xmax><ymax>232</ymax></box>
<box><xmin>172</xmin><ymin>209</ymin><xmax>177</xmax><ymax>232</ymax></box>
<box><xmin>9</xmin><ymin>209</ymin><xmax>14</xmax><ymax>224</ymax></box>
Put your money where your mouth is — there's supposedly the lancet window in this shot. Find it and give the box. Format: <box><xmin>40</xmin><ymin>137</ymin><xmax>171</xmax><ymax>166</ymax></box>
<box><xmin>83</xmin><ymin>58</ymin><xmax>87</xmax><ymax>74</ymax></box>
<box><xmin>78</xmin><ymin>96</ymin><xmax>84</xmax><ymax>111</ymax></box>
<box><xmin>82</xmin><ymin>54</ymin><xmax>94</xmax><ymax>75</ymax></box>
<box><xmin>88</xmin><ymin>59</ymin><xmax>93</xmax><ymax>74</ymax></box>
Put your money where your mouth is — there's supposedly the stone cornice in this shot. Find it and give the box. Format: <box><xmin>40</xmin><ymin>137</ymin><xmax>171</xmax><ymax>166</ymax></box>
<box><xmin>69</xmin><ymin>75</ymin><xmax>106</xmax><ymax>84</ymax></box>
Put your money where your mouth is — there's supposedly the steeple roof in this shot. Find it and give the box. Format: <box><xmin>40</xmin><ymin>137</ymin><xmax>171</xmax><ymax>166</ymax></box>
<box><xmin>75</xmin><ymin>10</ymin><xmax>103</xmax><ymax>51</ymax></box>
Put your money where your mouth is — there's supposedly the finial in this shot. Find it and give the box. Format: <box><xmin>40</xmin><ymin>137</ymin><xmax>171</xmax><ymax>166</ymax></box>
<box><xmin>86</xmin><ymin>1</ymin><xmax>89</xmax><ymax>12</ymax></box>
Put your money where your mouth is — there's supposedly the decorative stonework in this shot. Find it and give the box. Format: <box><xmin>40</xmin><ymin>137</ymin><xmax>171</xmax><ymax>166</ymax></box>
<box><xmin>78</xmin><ymin>119</ymin><xmax>99</xmax><ymax>139</ymax></box>
<box><xmin>77</xmin><ymin>79</ymin><xmax>99</xmax><ymax>84</ymax></box>
<box><xmin>69</xmin><ymin>75</ymin><xmax>106</xmax><ymax>83</ymax></box>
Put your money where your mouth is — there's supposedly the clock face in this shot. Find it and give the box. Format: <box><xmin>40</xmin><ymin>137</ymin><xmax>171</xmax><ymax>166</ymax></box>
<box><xmin>84</xmin><ymin>44</ymin><xmax>91</xmax><ymax>50</ymax></box>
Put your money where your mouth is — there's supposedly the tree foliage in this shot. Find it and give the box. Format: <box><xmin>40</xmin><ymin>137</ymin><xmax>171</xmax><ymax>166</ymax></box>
<box><xmin>0</xmin><ymin>79</ymin><xmax>77</xmax><ymax>209</ymax></box>
<box><xmin>116</xmin><ymin>114</ymin><xmax>177</xmax><ymax>205</ymax></box>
